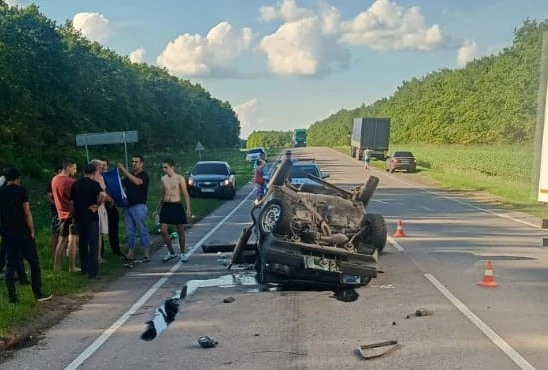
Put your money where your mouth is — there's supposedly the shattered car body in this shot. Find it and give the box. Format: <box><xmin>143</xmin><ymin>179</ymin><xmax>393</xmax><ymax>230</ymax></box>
<box><xmin>232</xmin><ymin>157</ymin><xmax>387</xmax><ymax>288</ymax></box>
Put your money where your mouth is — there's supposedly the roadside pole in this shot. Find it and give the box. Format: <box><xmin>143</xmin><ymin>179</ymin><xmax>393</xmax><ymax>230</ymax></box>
<box><xmin>532</xmin><ymin>31</ymin><xmax>548</xmax><ymax>201</ymax></box>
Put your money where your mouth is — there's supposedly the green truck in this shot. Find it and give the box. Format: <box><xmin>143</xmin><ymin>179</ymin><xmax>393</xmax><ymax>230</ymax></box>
<box><xmin>293</xmin><ymin>129</ymin><xmax>307</xmax><ymax>147</ymax></box>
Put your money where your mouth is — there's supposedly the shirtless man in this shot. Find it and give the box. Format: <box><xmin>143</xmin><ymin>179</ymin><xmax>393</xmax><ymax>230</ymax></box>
<box><xmin>155</xmin><ymin>159</ymin><xmax>191</xmax><ymax>263</ymax></box>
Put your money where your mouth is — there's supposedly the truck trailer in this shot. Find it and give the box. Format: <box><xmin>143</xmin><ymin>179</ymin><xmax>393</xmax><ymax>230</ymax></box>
<box><xmin>350</xmin><ymin>118</ymin><xmax>391</xmax><ymax>161</ymax></box>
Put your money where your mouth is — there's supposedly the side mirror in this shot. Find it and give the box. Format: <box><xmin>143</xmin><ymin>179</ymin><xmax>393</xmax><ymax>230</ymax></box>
<box><xmin>322</xmin><ymin>172</ymin><xmax>330</xmax><ymax>179</ymax></box>
<box><xmin>231</xmin><ymin>171</ymin><xmax>236</xmax><ymax>175</ymax></box>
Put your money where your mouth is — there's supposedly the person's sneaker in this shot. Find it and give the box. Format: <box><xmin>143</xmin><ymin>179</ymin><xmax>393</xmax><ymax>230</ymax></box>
<box><xmin>162</xmin><ymin>252</ymin><xmax>177</xmax><ymax>262</ymax></box>
<box><xmin>36</xmin><ymin>294</ymin><xmax>53</xmax><ymax>302</ymax></box>
<box><xmin>180</xmin><ymin>253</ymin><xmax>189</xmax><ymax>263</ymax></box>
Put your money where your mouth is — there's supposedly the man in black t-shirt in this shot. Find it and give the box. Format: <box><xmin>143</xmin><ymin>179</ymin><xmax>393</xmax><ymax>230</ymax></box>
<box><xmin>0</xmin><ymin>166</ymin><xmax>28</xmax><ymax>284</ymax></box>
<box><xmin>118</xmin><ymin>155</ymin><xmax>151</xmax><ymax>261</ymax></box>
<box><xmin>0</xmin><ymin>167</ymin><xmax>51</xmax><ymax>303</ymax></box>
<box><xmin>70</xmin><ymin>164</ymin><xmax>106</xmax><ymax>279</ymax></box>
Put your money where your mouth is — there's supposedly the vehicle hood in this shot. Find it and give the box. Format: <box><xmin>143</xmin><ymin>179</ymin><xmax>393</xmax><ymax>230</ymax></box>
<box><xmin>190</xmin><ymin>174</ymin><xmax>228</xmax><ymax>182</ymax></box>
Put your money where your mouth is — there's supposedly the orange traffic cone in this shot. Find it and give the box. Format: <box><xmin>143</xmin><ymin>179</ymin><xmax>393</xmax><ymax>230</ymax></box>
<box><xmin>478</xmin><ymin>260</ymin><xmax>498</xmax><ymax>287</ymax></box>
<box><xmin>393</xmin><ymin>220</ymin><xmax>406</xmax><ymax>237</ymax></box>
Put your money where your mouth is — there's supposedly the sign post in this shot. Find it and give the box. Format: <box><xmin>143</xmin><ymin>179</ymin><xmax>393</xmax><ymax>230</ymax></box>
<box><xmin>76</xmin><ymin>130</ymin><xmax>139</xmax><ymax>168</ymax></box>
<box><xmin>536</xmin><ymin>32</ymin><xmax>548</xmax><ymax>202</ymax></box>
<box><xmin>195</xmin><ymin>141</ymin><xmax>205</xmax><ymax>161</ymax></box>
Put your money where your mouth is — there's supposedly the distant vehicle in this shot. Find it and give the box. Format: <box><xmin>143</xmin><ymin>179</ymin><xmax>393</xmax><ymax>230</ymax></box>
<box><xmin>385</xmin><ymin>151</ymin><xmax>417</xmax><ymax>173</ymax></box>
<box><xmin>293</xmin><ymin>128</ymin><xmax>307</xmax><ymax>147</ymax></box>
<box><xmin>265</xmin><ymin>160</ymin><xmax>329</xmax><ymax>189</ymax></box>
<box><xmin>245</xmin><ymin>147</ymin><xmax>267</xmax><ymax>162</ymax></box>
<box><xmin>350</xmin><ymin>118</ymin><xmax>391</xmax><ymax>161</ymax></box>
<box><xmin>289</xmin><ymin>161</ymin><xmax>330</xmax><ymax>185</ymax></box>
<box><xmin>186</xmin><ymin>161</ymin><xmax>236</xmax><ymax>199</ymax></box>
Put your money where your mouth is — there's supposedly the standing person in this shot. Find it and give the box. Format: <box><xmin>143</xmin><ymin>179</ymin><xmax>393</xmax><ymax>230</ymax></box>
<box><xmin>155</xmin><ymin>159</ymin><xmax>191</xmax><ymax>263</ymax></box>
<box><xmin>70</xmin><ymin>164</ymin><xmax>106</xmax><ymax>280</ymax></box>
<box><xmin>47</xmin><ymin>165</ymin><xmax>63</xmax><ymax>259</ymax></box>
<box><xmin>89</xmin><ymin>159</ymin><xmax>113</xmax><ymax>264</ymax></box>
<box><xmin>52</xmin><ymin>159</ymin><xmax>79</xmax><ymax>272</ymax></box>
<box><xmin>0</xmin><ymin>167</ymin><xmax>52</xmax><ymax>303</ymax></box>
<box><xmin>118</xmin><ymin>155</ymin><xmax>150</xmax><ymax>262</ymax></box>
<box><xmin>363</xmin><ymin>148</ymin><xmax>372</xmax><ymax>170</ymax></box>
<box><xmin>0</xmin><ymin>167</ymin><xmax>28</xmax><ymax>283</ymax></box>
<box><xmin>99</xmin><ymin>158</ymin><xmax>124</xmax><ymax>259</ymax></box>
<box><xmin>254</xmin><ymin>157</ymin><xmax>267</xmax><ymax>204</ymax></box>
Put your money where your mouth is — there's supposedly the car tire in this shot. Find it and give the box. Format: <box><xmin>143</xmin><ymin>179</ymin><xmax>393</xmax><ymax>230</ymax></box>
<box><xmin>359</xmin><ymin>213</ymin><xmax>387</xmax><ymax>253</ymax></box>
<box><xmin>258</xmin><ymin>199</ymin><xmax>291</xmax><ymax>237</ymax></box>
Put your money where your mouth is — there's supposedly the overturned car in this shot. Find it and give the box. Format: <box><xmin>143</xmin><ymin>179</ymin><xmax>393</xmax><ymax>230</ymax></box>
<box><xmin>231</xmin><ymin>157</ymin><xmax>387</xmax><ymax>288</ymax></box>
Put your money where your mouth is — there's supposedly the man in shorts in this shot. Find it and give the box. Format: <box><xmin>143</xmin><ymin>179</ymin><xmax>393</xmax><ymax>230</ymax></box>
<box><xmin>52</xmin><ymin>159</ymin><xmax>79</xmax><ymax>272</ymax></box>
<box><xmin>156</xmin><ymin>159</ymin><xmax>191</xmax><ymax>263</ymax></box>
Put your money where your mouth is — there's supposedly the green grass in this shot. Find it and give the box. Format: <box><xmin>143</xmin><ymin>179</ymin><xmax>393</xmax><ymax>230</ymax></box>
<box><xmin>0</xmin><ymin>148</ymin><xmax>251</xmax><ymax>337</ymax></box>
<box><xmin>333</xmin><ymin>144</ymin><xmax>548</xmax><ymax>218</ymax></box>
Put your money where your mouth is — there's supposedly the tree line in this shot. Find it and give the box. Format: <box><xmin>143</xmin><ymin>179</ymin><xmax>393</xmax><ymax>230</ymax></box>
<box><xmin>307</xmin><ymin>19</ymin><xmax>548</xmax><ymax>147</ymax></box>
<box><xmin>246</xmin><ymin>130</ymin><xmax>293</xmax><ymax>149</ymax></box>
<box><xmin>0</xmin><ymin>3</ymin><xmax>241</xmax><ymax>179</ymax></box>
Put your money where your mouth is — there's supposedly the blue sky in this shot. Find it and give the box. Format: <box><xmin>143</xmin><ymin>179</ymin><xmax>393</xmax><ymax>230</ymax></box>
<box><xmin>13</xmin><ymin>0</ymin><xmax>548</xmax><ymax>138</ymax></box>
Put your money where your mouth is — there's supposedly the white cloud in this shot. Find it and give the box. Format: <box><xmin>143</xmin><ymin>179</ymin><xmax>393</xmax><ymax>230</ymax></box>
<box><xmin>73</xmin><ymin>12</ymin><xmax>111</xmax><ymax>43</ymax></box>
<box><xmin>456</xmin><ymin>40</ymin><xmax>481</xmax><ymax>67</ymax></box>
<box><xmin>338</xmin><ymin>0</ymin><xmax>443</xmax><ymax>51</ymax></box>
<box><xmin>234</xmin><ymin>98</ymin><xmax>259</xmax><ymax>137</ymax></box>
<box><xmin>129</xmin><ymin>47</ymin><xmax>145</xmax><ymax>63</ymax></box>
<box><xmin>258</xmin><ymin>0</ymin><xmax>314</xmax><ymax>22</ymax></box>
<box><xmin>260</xmin><ymin>16</ymin><xmax>349</xmax><ymax>76</ymax></box>
<box><xmin>156</xmin><ymin>22</ymin><xmax>254</xmax><ymax>77</ymax></box>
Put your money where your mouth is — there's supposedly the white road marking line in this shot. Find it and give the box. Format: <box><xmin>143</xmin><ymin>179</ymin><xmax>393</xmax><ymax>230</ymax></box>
<box><xmin>387</xmin><ymin>236</ymin><xmax>405</xmax><ymax>252</ymax></box>
<box><xmin>424</xmin><ymin>273</ymin><xmax>536</xmax><ymax>370</ymax></box>
<box><xmin>388</xmin><ymin>174</ymin><xmax>540</xmax><ymax>229</ymax></box>
<box><xmin>64</xmin><ymin>187</ymin><xmax>256</xmax><ymax>370</ymax></box>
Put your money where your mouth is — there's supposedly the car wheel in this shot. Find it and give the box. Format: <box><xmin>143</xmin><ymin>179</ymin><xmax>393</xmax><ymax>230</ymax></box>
<box><xmin>258</xmin><ymin>199</ymin><xmax>291</xmax><ymax>236</ymax></box>
<box><xmin>359</xmin><ymin>213</ymin><xmax>387</xmax><ymax>253</ymax></box>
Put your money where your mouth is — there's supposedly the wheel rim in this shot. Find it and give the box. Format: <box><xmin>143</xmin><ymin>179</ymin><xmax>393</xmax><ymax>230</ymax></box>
<box><xmin>261</xmin><ymin>205</ymin><xmax>281</xmax><ymax>233</ymax></box>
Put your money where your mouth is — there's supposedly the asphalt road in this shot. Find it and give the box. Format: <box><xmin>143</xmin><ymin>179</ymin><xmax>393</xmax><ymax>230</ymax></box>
<box><xmin>3</xmin><ymin>147</ymin><xmax>548</xmax><ymax>370</ymax></box>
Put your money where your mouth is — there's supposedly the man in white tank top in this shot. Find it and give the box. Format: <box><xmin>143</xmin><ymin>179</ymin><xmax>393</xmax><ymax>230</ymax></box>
<box><xmin>155</xmin><ymin>159</ymin><xmax>192</xmax><ymax>263</ymax></box>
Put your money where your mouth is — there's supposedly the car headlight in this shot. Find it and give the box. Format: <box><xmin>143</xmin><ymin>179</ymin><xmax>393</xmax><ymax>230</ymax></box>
<box><xmin>188</xmin><ymin>179</ymin><xmax>193</xmax><ymax>186</ymax></box>
<box><xmin>220</xmin><ymin>179</ymin><xmax>230</xmax><ymax>186</ymax></box>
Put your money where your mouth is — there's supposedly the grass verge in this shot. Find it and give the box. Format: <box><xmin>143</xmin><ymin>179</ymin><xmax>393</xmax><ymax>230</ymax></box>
<box><xmin>0</xmin><ymin>148</ymin><xmax>251</xmax><ymax>338</ymax></box>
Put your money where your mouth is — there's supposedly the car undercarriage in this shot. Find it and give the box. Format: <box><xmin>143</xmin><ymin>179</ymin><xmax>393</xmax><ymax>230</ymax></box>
<box><xmin>231</xmin><ymin>157</ymin><xmax>387</xmax><ymax>289</ymax></box>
